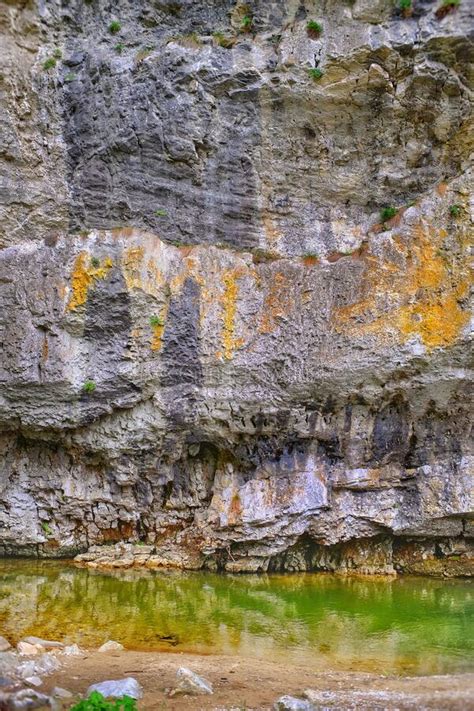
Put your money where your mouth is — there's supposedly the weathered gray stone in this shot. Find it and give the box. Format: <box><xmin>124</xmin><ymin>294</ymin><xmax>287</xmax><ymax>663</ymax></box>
<box><xmin>0</xmin><ymin>637</ymin><xmax>11</xmax><ymax>653</ymax></box>
<box><xmin>51</xmin><ymin>688</ymin><xmax>72</xmax><ymax>699</ymax></box>
<box><xmin>273</xmin><ymin>696</ymin><xmax>315</xmax><ymax>711</ymax></box>
<box><xmin>170</xmin><ymin>667</ymin><xmax>213</xmax><ymax>696</ymax></box>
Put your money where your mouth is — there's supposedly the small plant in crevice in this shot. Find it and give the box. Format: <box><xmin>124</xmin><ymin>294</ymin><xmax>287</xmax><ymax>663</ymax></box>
<box><xmin>213</xmin><ymin>31</ymin><xmax>236</xmax><ymax>48</ymax></box>
<box><xmin>150</xmin><ymin>315</ymin><xmax>164</xmax><ymax>328</ymax></box>
<box><xmin>154</xmin><ymin>209</ymin><xmax>167</xmax><ymax>217</ymax></box>
<box><xmin>70</xmin><ymin>691</ymin><xmax>137</xmax><ymax>711</ymax></box>
<box><xmin>380</xmin><ymin>206</ymin><xmax>398</xmax><ymax>223</ymax></box>
<box><xmin>64</xmin><ymin>72</ymin><xmax>76</xmax><ymax>82</ymax></box>
<box><xmin>240</xmin><ymin>14</ymin><xmax>253</xmax><ymax>33</ymax></box>
<box><xmin>302</xmin><ymin>252</ymin><xmax>319</xmax><ymax>266</ymax></box>
<box><xmin>307</xmin><ymin>20</ymin><xmax>323</xmax><ymax>38</ymax></box>
<box><xmin>43</xmin><ymin>57</ymin><xmax>56</xmax><ymax>70</ymax></box>
<box><xmin>114</xmin><ymin>42</ymin><xmax>124</xmax><ymax>53</ymax></box>
<box><xmin>109</xmin><ymin>20</ymin><xmax>122</xmax><ymax>34</ymax></box>
<box><xmin>90</xmin><ymin>256</ymin><xmax>101</xmax><ymax>267</ymax></box>
<box><xmin>449</xmin><ymin>204</ymin><xmax>462</xmax><ymax>217</ymax></box>
<box><xmin>82</xmin><ymin>380</ymin><xmax>96</xmax><ymax>394</ymax></box>
<box><xmin>53</xmin><ymin>48</ymin><xmax>62</xmax><ymax>59</ymax></box>
<box><xmin>435</xmin><ymin>0</ymin><xmax>460</xmax><ymax>19</ymax></box>
<box><xmin>399</xmin><ymin>0</ymin><xmax>413</xmax><ymax>17</ymax></box>
<box><xmin>41</xmin><ymin>522</ymin><xmax>53</xmax><ymax>537</ymax></box>
<box><xmin>308</xmin><ymin>67</ymin><xmax>323</xmax><ymax>80</ymax></box>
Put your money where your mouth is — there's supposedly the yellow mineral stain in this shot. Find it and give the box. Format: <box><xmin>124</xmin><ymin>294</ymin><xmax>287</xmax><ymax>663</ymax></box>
<box><xmin>67</xmin><ymin>253</ymin><xmax>113</xmax><ymax>311</ymax></box>
<box><xmin>335</xmin><ymin>219</ymin><xmax>472</xmax><ymax>350</ymax></box>
<box><xmin>221</xmin><ymin>269</ymin><xmax>244</xmax><ymax>360</ymax></box>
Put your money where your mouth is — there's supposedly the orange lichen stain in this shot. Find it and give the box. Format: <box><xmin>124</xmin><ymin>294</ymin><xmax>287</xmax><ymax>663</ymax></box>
<box><xmin>67</xmin><ymin>253</ymin><xmax>113</xmax><ymax>311</ymax></box>
<box><xmin>221</xmin><ymin>269</ymin><xmax>244</xmax><ymax>360</ymax></box>
<box><xmin>335</xmin><ymin>220</ymin><xmax>472</xmax><ymax>350</ymax></box>
<box><xmin>259</xmin><ymin>271</ymin><xmax>291</xmax><ymax>334</ymax></box>
<box><xmin>436</xmin><ymin>182</ymin><xmax>448</xmax><ymax>197</ymax></box>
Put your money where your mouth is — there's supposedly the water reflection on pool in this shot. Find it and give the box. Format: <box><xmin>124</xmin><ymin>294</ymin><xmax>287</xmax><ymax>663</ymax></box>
<box><xmin>0</xmin><ymin>560</ymin><xmax>472</xmax><ymax>675</ymax></box>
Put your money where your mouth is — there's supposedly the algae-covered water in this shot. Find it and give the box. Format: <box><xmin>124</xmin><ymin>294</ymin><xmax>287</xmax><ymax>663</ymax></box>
<box><xmin>0</xmin><ymin>560</ymin><xmax>472</xmax><ymax>676</ymax></box>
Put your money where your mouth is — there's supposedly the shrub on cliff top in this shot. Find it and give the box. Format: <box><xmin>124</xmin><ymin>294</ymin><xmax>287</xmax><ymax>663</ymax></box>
<box><xmin>71</xmin><ymin>691</ymin><xmax>137</xmax><ymax>711</ymax></box>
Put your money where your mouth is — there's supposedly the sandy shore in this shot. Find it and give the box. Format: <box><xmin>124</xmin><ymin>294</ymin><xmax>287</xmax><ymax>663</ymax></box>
<box><xmin>42</xmin><ymin>649</ymin><xmax>474</xmax><ymax>710</ymax></box>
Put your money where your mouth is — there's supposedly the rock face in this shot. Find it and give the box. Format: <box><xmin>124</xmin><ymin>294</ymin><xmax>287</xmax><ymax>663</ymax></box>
<box><xmin>0</xmin><ymin>0</ymin><xmax>472</xmax><ymax>574</ymax></box>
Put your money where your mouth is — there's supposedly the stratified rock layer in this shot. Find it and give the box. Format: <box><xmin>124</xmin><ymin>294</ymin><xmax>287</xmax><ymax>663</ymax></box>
<box><xmin>0</xmin><ymin>0</ymin><xmax>472</xmax><ymax>574</ymax></box>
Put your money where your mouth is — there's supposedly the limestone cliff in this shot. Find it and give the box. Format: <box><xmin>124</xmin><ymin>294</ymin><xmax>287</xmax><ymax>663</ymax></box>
<box><xmin>0</xmin><ymin>0</ymin><xmax>472</xmax><ymax>574</ymax></box>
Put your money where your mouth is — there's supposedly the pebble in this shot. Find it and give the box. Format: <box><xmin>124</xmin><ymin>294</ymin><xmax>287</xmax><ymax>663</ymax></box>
<box><xmin>62</xmin><ymin>644</ymin><xmax>83</xmax><ymax>656</ymax></box>
<box><xmin>52</xmin><ymin>687</ymin><xmax>73</xmax><ymax>699</ymax></box>
<box><xmin>169</xmin><ymin>667</ymin><xmax>213</xmax><ymax>696</ymax></box>
<box><xmin>24</xmin><ymin>676</ymin><xmax>42</xmax><ymax>687</ymax></box>
<box><xmin>22</xmin><ymin>637</ymin><xmax>64</xmax><ymax>650</ymax></box>
<box><xmin>97</xmin><ymin>640</ymin><xmax>124</xmax><ymax>653</ymax></box>
<box><xmin>86</xmin><ymin>677</ymin><xmax>143</xmax><ymax>700</ymax></box>
<box><xmin>0</xmin><ymin>637</ymin><xmax>11</xmax><ymax>653</ymax></box>
<box><xmin>16</xmin><ymin>642</ymin><xmax>41</xmax><ymax>656</ymax></box>
<box><xmin>273</xmin><ymin>696</ymin><xmax>316</xmax><ymax>711</ymax></box>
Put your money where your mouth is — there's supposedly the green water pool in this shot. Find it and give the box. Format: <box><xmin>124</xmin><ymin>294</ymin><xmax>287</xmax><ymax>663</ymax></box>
<box><xmin>0</xmin><ymin>560</ymin><xmax>472</xmax><ymax>676</ymax></box>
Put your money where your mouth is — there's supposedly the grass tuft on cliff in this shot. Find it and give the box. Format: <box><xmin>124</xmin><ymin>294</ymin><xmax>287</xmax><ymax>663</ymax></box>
<box><xmin>109</xmin><ymin>20</ymin><xmax>122</xmax><ymax>34</ymax></box>
<box><xmin>307</xmin><ymin>20</ymin><xmax>323</xmax><ymax>38</ymax></box>
<box><xmin>309</xmin><ymin>67</ymin><xmax>323</xmax><ymax>80</ymax></box>
<box><xmin>380</xmin><ymin>206</ymin><xmax>398</xmax><ymax>222</ymax></box>
<box><xmin>82</xmin><ymin>380</ymin><xmax>96</xmax><ymax>394</ymax></box>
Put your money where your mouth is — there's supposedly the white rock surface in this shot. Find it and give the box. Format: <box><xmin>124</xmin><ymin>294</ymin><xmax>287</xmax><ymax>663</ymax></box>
<box><xmin>17</xmin><ymin>642</ymin><xmax>41</xmax><ymax>656</ymax></box>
